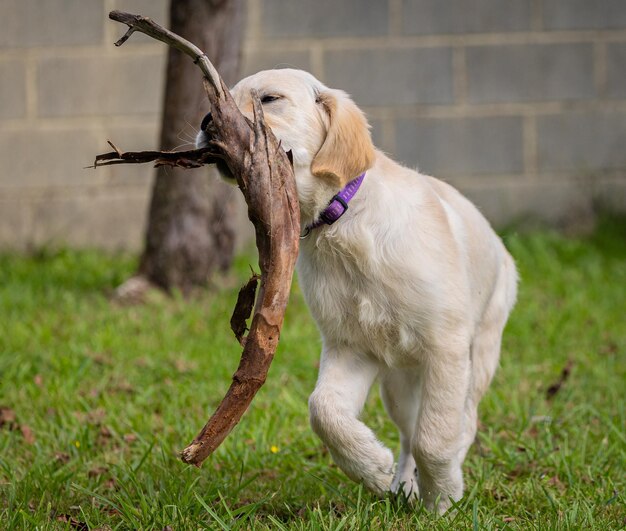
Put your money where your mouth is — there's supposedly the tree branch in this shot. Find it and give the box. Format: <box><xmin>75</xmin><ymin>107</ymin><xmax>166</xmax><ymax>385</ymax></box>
<box><xmin>101</xmin><ymin>11</ymin><xmax>300</xmax><ymax>467</ymax></box>
<box><xmin>90</xmin><ymin>142</ymin><xmax>222</xmax><ymax>169</ymax></box>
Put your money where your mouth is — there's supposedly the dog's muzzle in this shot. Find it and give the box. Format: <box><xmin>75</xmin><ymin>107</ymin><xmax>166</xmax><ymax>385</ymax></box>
<box><xmin>197</xmin><ymin>111</ymin><xmax>236</xmax><ymax>181</ymax></box>
<box><xmin>200</xmin><ymin>112</ymin><xmax>212</xmax><ymax>132</ymax></box>
<box><xmin>195</xmin><ymin>112</ymin><xmax>213</xmax><ymax>149</ymax></box>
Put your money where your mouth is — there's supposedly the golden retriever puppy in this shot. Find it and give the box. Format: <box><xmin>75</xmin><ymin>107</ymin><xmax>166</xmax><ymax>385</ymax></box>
<box><xmin>197</xmin><ymin>69</ymin><xmax>518</xmax><ymax>513</ymax></box>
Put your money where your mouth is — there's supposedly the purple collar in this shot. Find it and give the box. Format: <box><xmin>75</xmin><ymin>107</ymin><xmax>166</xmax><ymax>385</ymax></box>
<box><xmin>302</xmin><ymin>172</ymin><xmax>366</xmax><ymax>238</ymax></box>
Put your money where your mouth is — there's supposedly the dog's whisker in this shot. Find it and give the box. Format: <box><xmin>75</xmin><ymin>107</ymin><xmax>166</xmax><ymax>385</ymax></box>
<box><xmin>171</xmin><ymin>141</ymin><xmax>194</xmax><ymax>151</ymax></box>
<box><xmin>175</xmin><ymin>133</ymin><xmax>196</xmax><ymax>146</ymax></box>
<box><xmin>183</xmin><ymin>118</ymin><xmax>200</xmax><ymax>136</ymax></box>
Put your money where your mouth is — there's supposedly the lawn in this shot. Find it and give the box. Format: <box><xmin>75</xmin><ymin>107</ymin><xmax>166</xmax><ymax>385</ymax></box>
<box><xmin>0</xmin><ymin>219</ymin><xmax>624</xmax><ymax>530</ymax></box>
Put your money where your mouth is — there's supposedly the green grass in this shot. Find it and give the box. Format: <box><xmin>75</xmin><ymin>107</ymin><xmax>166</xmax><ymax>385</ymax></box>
<box><xmin>1</xmin><ymin>218</ymin><xmax>624</xmax><ymax>530</ymax></box>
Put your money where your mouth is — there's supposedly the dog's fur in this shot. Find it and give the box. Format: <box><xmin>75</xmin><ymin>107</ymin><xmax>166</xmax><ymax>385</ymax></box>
<box><xmin>197</xmin><ymin>69</ymin><xmax>518</xmax><ymax>512</ymax></box>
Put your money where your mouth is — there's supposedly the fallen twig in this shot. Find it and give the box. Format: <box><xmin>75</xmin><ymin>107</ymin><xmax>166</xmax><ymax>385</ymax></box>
<box><xmin>545</xmin><ymin>360</ymin><xmax>574</xmax><ymax>400</ymax></box>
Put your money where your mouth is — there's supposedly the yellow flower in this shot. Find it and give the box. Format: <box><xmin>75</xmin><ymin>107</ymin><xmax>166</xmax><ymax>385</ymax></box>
<box><xmin>74</xmin><ymin>440</ymin><xmax>81</xmax><ymax>448</ymax></box>
<box><xmin>270</xmin><ymin>445</ymin><xmax>279</xmax><ymax>454</ymax></box>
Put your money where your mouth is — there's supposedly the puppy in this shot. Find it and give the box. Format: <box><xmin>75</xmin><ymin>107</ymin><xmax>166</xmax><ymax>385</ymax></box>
<box><xmin>197</xmin><ymin>69</ymin><xmax>518</xmax><ymax>513</ymax></box>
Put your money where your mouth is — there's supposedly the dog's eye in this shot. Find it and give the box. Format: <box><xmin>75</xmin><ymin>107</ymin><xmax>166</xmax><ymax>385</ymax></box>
<box><xmin>261</xmin><ymin>94</ymin><xmax>281</xmax><ymax>104</ymax></box>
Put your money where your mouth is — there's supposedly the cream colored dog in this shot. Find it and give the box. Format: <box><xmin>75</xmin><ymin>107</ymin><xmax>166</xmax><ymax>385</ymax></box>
<box><xmin>197</xmin><ymin>69</ymin><xmax>518</xmax><ymax>513</ymax></box>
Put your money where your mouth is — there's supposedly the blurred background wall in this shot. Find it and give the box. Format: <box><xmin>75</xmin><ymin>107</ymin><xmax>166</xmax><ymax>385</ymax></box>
<box><xmin>1</xmin><ymin>0</ymin><xmax>625</xmax><ymax>250</ymax></box>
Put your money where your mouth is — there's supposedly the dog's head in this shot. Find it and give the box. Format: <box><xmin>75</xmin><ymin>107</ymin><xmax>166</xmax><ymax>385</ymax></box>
<box><xmin>196</xmin><ymin>69</ymin><xmax>375</xmax><ymax>222</ymax></box>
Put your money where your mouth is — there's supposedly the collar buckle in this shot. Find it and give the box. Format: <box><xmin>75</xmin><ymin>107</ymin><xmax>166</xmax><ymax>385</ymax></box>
<box><xmin>304</xmin><ymin>172</ymin><xmax>366</xmax><ymax>235</ymax></box>
<box><xmin>319</xmin><ymin>195</ymin><xmax>349</xmax><ymax>225</ymax></box>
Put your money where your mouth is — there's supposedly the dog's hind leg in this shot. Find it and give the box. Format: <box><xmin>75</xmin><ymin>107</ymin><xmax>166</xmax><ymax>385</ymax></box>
<box><xmin>412</xmin><ymin>336</ymin><xmax>471</xmax><ymax>513</ymax></box>
<box><xmin>309</xmin><ymin>345</ymin><xmax>394</xmax><ymax>494</ymax></box>
<box><xmin>380</xmin><ymin>369</ymin><xmax>420</xmax><ymax>500</ymax></box>
<box><xmin>459</xmin><ymin>261</ymin><xmax>516</xmax><ymax>463</ymax></box>
<box><xmin>458</xmin><ymin>322</ymin><xmax>503</xmax><ymax>465</ymax></box>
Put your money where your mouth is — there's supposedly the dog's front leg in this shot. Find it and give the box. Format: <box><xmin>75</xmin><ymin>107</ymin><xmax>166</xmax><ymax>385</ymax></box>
<box><xmin>309</xmin><ymin>345</ymin><xmax>394</xmax><ymax>494</ymax></box>
<box><xmin>413</xmin><ymin>346</ymin><xmax>471</xmax><ymax>513</ymax></box>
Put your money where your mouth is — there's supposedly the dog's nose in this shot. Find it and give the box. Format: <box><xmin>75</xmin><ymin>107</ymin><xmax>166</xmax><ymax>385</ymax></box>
<box><xmin>200</xmin><ymin>112</ymin><xmax>212</xmax><ymax>132</ymax></box>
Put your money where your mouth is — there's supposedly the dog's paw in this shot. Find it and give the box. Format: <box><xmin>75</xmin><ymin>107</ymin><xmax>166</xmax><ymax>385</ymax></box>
<box><xmin>361</xmin><ymin>448</ymin><xmax>394</xmax><ymax>495</ymax></box>
<box><xmin>419</xmin><ymin>484</ymin><xmax>462</xmax><ymax>514</ymax></box>
<box><xmin>391</xmin><ymin>466</ymin><xmax>419</xmax><ymax>502</ymax></box>
<box><xmin>421</xmin><ymin>494</ymin><xmax>456</xmax><ymax>515</ymax></box>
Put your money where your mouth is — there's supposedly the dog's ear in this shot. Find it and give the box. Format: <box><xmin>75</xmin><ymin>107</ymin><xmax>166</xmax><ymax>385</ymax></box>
<box><xmin>311</xmin><ymin>89</ymin><xmax>375</xmax><ymax>188</ymax></box>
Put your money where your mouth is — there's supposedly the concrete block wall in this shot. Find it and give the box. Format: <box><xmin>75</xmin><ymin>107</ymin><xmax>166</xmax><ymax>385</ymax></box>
<box><xmin>243</xmin><ymin>0</ymin><xmax>626</xmax><ymax>228</ymax></box>
<box><xmin>1</xmin><ymin>1</ymin><xmax>625</xmax><ymax>250</ymax></box>
<box><xmin>0</xmin><ymin>0</ymin><xmax>170</xmax><ymax>250</ymax></box>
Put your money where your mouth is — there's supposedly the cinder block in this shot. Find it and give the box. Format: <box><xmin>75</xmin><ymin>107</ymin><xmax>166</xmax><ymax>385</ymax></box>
<box><xmin>242</xmin><ymin>49</ymin><xmax>311</xmax><ymax>78</ymax></box>
<box><xmin>461</xmin><ymin>179</ymin><xmax>595</xmax><ymax>229</ymax></box>
<box><xmin>402</xmin><ymin>0</ymin><xmax>531</xmax><ymax>35</ymax></box>
<box><xmin>324</xmin><ymin>47</ymin><xmax>454</xmax><ymax>106</ymax></box>
<box><xmin>394</xmin><ymin>116</ymin><xmax>524</xmax><ymax>175</ymax></box>
<box><xmin>0</xmin><ymin>128</ymin><xmax>106</xmax><ymax>187</ymax></box>
<box><xmin>260</xmin><ymin>0</ymin><xmax>388</xmax><ymax>38</ymax></box>
<box><xmin>467</xmin><ymin>43</ymin><xmax>594</xmax><ymax>103</ymax></box>
<box><xmin>542</xmin><ymin>0</ymin><xmax>626</xmax><ymax>30</ymax></box>
<box><xmin>537</xmin><ymin>111</ymin><xmax>626</xmax><ymax>172</ymax></box>
<box><xmin>30</xmin><ymin>191</ymin><xmax>151</xmax><ymax>250</ymax></box>
<box><xmin>0</xmin><ymin>60</ymin><xmax>26</xmax><ymax>119</ymax></box>
<box><xmin>607</xmin><ymin>43</ymin><xmax>626</xmax><ymax>99</ymax></box>
<box><xmin>38</xmin><ymin>53</ymin><xmax>166</xmax><ymax>118</ymax></box>
<box><xmin>0</xmin><ymin>199</ymin><xmax>31</xmax><ymax>249</ymax></box>
<box><xmin>0</xmin><ymin>0</ymin><xmax>104</xmax><ymax>48</ymax></box>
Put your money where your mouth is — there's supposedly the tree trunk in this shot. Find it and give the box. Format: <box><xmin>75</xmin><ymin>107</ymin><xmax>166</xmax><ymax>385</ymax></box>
<box><xmin>136</xmin><ymin>0</ymin><xmax>245</xmax><ymax>294</ymax></box>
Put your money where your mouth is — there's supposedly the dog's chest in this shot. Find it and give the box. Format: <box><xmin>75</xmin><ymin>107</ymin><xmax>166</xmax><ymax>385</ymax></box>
<box><xmin>297</xmin><ymin>240</ymin><xmax>428</xmax><ymax>365</ymax></box>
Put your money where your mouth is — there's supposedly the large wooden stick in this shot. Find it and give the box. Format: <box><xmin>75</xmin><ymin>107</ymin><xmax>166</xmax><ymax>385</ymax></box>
<box><xmin>107</xmin><ymin>11</ymin><xmax>300</xmax><ymax>466</ymax></box>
